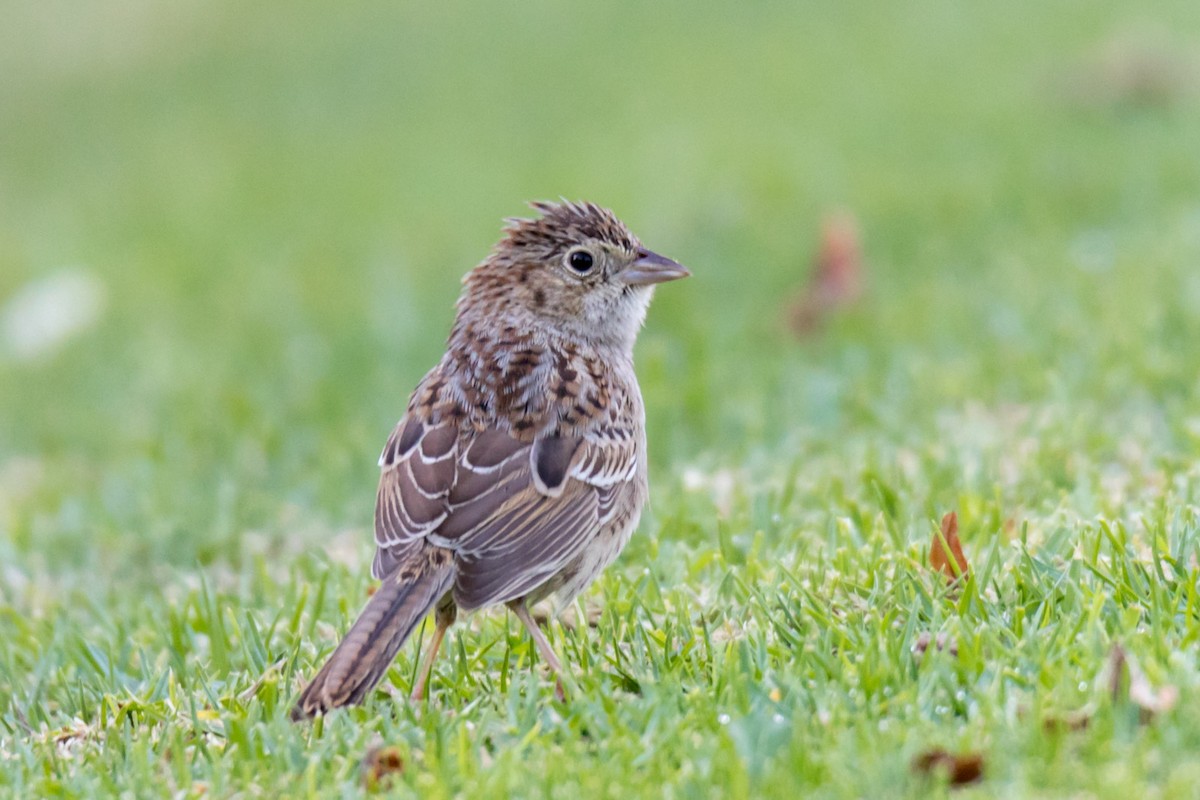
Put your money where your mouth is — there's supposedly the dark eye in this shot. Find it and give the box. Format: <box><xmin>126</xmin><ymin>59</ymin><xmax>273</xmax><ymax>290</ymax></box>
<box><xmin>567</xmin><ymin>249</ymin><xmax>594</xmax><ymax>274</ymax></box>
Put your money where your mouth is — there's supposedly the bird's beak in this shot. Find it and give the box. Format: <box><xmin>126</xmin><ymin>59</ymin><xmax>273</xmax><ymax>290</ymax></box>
<box><xmin>620</xmin><ymin>249</ymin><xmax>692</xmax><ymax>286</ymax></box>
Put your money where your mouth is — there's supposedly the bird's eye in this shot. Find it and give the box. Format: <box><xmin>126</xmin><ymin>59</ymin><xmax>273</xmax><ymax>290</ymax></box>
<box><xmin>566</xmin><ymin>249</ymin><xmax>595</xmax><ymax>274</ymax></box>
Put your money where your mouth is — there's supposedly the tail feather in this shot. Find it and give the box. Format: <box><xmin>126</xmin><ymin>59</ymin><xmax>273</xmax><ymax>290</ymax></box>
<box><xmin>292</xmin><ymin>549</ymin><xmax>454</xmax><ymax>720</ymax></box>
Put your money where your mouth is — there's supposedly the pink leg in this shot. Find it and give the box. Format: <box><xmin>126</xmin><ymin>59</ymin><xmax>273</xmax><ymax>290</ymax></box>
<box><xmin>511</xmin><ymin>603</ymin><xmax>566</xmax><ymax>701</ymax></box>
<box><xmin>410</xmin><ymin>610</ymin><xmax>453</xmax><ymax>701</ymax></box>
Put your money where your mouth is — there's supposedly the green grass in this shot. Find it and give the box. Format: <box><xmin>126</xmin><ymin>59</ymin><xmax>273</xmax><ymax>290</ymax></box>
<box><xmin>3</xmin><ymin>0</ymin><xmax>1200</xmax><ymax>796</ymax></box>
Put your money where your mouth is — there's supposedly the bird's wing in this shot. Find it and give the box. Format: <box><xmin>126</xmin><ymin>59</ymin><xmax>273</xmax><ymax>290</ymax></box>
<box><xmin>372</xmin><ymin>414</ymin><xmax>640</xmax><ymax>609</ymax></box>
<box><xmin>371</xmin><ymin>416</ymin><xmax>457</xmax><ymax>579</ymax></box>
<box><xmin>434</xmin><ymin>425</ymin><xmax>640</xmax><ymax>610</ymax></box>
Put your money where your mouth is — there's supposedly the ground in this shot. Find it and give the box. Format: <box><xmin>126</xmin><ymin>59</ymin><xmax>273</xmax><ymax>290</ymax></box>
<box><xmin>2</xmin><ymin>1</ymin><xmax>1200</xmax><ymax>797</ymax></box>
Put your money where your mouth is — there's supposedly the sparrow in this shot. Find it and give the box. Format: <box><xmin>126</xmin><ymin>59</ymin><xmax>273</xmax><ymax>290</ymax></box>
<box><xmin>292</xmin><ymin>200</ymin><xmax>689</xmax><ymax>719</ymax></box>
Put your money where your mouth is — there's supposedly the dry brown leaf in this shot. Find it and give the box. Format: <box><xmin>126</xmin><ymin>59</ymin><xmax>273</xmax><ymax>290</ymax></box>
<box><xmin>786</xmin><ymin>212</ymin><xmax>864</xmax><ymax>335</ymax></box>
<box><xmin>1042</xmin><ymin>708</ymin><xmax>1093</xmax><ymax>733</ymax></box>
<box><xmin>361</xmin><ymin>745</ymin><xmax>405</xmax><ymax>790</ymax></box>
<box><xmin>1058</xmin><ymin>35</ymin><xmax>1199</xmax><ymax>110</ymax></box>
<box><xmin>911</xmin><ymin>631</ymin><xmax>959</xmax><ymax>659</ymax></box>
<box><xmin>929</xmin><ymin>511</ymin><xmax>970</xmax><ymax>584</ymax></box>
<box><xmin>51</xmin><ymin>718</ymin><xmax>95</xmax><ymax>747</ymax></box>
<box><xmin>1129</xmin><ymin>672</ymin><xmax>1179</xmax><ymax>716</ymax></box>
<box><xmin>1103</xmin><ymin>643</ymin><xmax>1128</xmax><ymax>703</ymax></box>
<box><xmin>911</xmin><ymin>749</ymin><xmax>984</xmax><ymax>787</ymax></box>
<box><xmin>1102</xmin><ymin>644</ymin><xmax>1178</xmax><ymax>722</ymax></box>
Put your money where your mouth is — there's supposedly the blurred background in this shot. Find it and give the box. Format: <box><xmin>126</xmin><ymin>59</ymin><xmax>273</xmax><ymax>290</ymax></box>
<box><xmin>2</xmin><ymin>0</ymin><xmax>1199</xmax><ymax>581</ymax></box>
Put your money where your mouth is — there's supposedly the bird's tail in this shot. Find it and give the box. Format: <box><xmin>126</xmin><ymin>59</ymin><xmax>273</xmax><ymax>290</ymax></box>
<box><xmin>292</xmin><ymin>548</ymin><xmax>454</xmax><ymax>720</ymax></box>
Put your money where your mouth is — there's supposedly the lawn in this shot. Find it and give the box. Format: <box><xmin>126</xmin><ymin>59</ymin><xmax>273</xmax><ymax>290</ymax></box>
<box><xmin>3</xmin><ymin>1</ymin><xmax>1200</xmax><ymax>797</ymax></box>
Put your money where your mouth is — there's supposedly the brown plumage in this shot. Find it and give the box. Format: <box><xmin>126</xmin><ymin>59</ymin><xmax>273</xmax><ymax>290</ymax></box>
<box><xmin>293</xmin><ymin>200</ymin><xmax>689</xmax><ymax>718</ymax></box>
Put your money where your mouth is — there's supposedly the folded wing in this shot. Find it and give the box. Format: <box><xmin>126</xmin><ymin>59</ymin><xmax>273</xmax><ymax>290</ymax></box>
<box><xmin>372</xmin><ymin>414</ymin><xmax>639</xmax><ymax>609</ymax></box>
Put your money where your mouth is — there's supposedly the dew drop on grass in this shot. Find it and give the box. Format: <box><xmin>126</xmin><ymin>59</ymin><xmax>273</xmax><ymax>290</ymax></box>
<box><xmin>718</xmin><ymin>714</ymin><xmax>731</xmax><ymax>725</ymax></box>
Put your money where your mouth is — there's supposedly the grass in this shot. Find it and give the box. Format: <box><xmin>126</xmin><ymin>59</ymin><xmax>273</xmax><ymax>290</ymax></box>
<box><xmin>3</xmin><ymin>0</ymin><xmax>1200</xmax><ymax>796</ymax></box>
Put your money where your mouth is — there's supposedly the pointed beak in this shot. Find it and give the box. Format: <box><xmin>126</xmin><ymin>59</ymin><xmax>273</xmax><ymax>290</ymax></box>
<box><xmin>620</xmin><ymin>249</ymin><xmax>692</xmax><ymax>286</ymax></box>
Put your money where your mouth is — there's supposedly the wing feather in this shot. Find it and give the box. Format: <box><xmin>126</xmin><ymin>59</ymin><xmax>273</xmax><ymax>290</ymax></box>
<box><xmin>372</xmin><ymin>411</ymin><xmax>640</xmax><ymax>605</ymax></box>
<box><xmin>371</xmin><ymin>416</ymin><xmax>456</xmax><ymax>577</ymax></box>
<box><xmin>454</xmin><ymin>486</ymin><xmax>600</xmax><ymax>608</ymax></box>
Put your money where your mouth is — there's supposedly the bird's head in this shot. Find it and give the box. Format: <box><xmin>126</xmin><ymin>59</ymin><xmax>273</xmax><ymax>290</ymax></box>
<box><xmin>460</xmin><ymin>200</ymin><xmax>690</xmax><ymax>351</ymax></box>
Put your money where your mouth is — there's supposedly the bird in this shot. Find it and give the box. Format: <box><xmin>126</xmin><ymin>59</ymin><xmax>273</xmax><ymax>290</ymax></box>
<box><xmin>292</xmin><ymin>200</ymin><xmax>689</xmax><ymax>718</ymax></box>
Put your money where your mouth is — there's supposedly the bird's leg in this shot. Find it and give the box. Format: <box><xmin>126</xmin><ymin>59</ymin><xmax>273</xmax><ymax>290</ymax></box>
<box><xmin>410</xmin><ymin>601</ymin><xmax>456</xmax><ymax>702</ymax></box>
<box><xmin>511</xmin><ymin>602</ymin><xmax>566</xmax><ymax>701</ymax></box>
